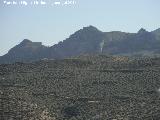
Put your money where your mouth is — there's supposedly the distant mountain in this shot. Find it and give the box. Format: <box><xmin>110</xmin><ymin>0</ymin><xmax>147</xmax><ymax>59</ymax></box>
<box><xmin>103</xmin><ymin>28</ymin><xmax>160</xmax><ymax>56</ymax></box>
<box><xmin>1</xmin><ymin>26</ymin><xmax>160</xmax><ymax>64</ymax></box>
<box><xmin>152</xmin><ymin>28</ymin><xmax>160</xmax><ymax>40</ymax></box>
<box><xmin>0</xmin><ymin>39</ymin><xmax>48</xmax><ymax>63</ymax></box>
<box><xmin>49</xmin><ymin>26</ymin><xmax>104</xmax><ymax>59</ymax></box>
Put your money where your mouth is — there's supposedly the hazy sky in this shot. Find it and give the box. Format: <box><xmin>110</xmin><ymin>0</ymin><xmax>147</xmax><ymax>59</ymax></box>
<box><xmin>0</xmin><ymin>0</ymin><xmax>160</xmax><ymax>56</ymax></box>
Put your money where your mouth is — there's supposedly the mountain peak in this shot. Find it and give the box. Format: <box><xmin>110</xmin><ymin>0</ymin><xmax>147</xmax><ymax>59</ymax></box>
<box><xmin>69</xmin><ymin>25</ymin><xmax>102</xmax><ymax>39</ymax></box>
<box><xmin>82</xmin><ymin>25</ymin><xmax>99</xmax><ymax>31</ymax></box>
<box><xmin>21</xmin><ymin>39</ymin><xmax>32</xmax><ymax>44</ymax></box>
<box><xmin>138</xmin><ymin>28</ymin><xmax>148</xmax><ymax>34</ymax></box>
<box><xmin>22</xmin><ymin>39</ymin><xmax>32</xmax><ymax>42</ymax></box>
<box><xmin>19</xmin><ymin>39</ymin><xmax>43</xmax><ymax>48</ymax></box>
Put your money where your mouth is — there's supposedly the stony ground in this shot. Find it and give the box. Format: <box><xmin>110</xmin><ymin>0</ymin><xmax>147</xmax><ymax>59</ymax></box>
<box><xmin>1</xmin><ymin>55</ymin><xmax>160</xmax><ymax>120</ymax></box>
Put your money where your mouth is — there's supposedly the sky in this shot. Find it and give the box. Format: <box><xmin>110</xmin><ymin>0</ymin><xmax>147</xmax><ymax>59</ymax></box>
<box><xmin>0</xmin><ymin>0</ymin><xmax>160</xmax><ymax>56</ymax></box>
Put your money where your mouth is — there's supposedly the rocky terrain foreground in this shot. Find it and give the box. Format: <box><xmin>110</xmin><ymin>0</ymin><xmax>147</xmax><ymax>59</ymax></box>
<box><xmin>1</xmin><ymin>55</ymin><xmax>160</xmax><ymax>120</ymax></box>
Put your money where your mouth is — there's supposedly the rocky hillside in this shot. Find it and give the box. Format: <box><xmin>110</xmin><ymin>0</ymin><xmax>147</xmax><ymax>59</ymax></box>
<box><xmin>0</xmin><ymin>39</ymin><xmax>49</xmax><ymax>64</ymax></box>
<box><xmin>1</xmin><ymin>26</ymin><xmax>160</xmax><ymax>64</ymax></box>
<box><xmin>1</xmin><ymin>55</ymin><xmax>160</xmax><ymax>119</ymax></box>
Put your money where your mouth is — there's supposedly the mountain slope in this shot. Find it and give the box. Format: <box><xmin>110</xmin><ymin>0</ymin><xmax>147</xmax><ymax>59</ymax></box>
<box><xmin>0</xmin><ymin>39</ymin><xmax>48</xmax><ymax>64</ymax></box>
<box><xmin>49</xmin><ymin>25</ymin><xmax>105</xmax><ymax>58</ymax></box>
<box><xmin>1</xmin><ymin>26</ymin><xmax>160</xmax><ymax>63</ymax></box>
<box><xmin>103</xmin><ymin>28</ymin><xmax>160</xmax><ymax>55</ymax></box>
